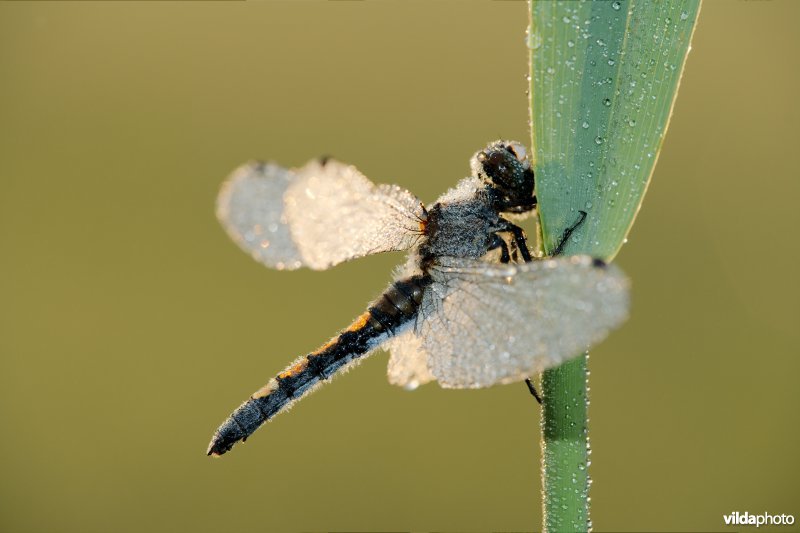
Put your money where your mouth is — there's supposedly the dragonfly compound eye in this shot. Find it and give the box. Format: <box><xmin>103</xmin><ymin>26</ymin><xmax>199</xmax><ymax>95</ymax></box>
<box><xmin>505</xmin><ymin>142</ymin><xmax>530</xmax><ymax>170</ymax></box>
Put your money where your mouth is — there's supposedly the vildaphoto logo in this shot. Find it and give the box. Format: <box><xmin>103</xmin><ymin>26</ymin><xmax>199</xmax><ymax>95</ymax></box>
<box><xmin>724</xmin><ymin>511</ymin><xmax>795</xmax><ymax>527</ymax></box>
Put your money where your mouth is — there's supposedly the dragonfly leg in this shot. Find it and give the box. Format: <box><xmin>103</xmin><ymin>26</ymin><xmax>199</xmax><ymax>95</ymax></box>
<box><xmin>497</xmin><ymin>220</ymin><xmax>533</xmax><ymax>263</ymax></box>
<box><xmin>488</xmin><ymin>233</ymin><xmax>511</xmax><ymax>263</ymax></box>
<box><xmin>521</xmin><ymin>210</ymin><xmax>590</xmax><ymax>406</ymax></box>
<box><xmin>525</xmin><ymin>378</ymin><xmax>543</xmax><ymax>404</ymax></box>
<box><xmin>494</xmin><ymin>222</ymin><xmax>547</xmax><ymax>406</ymax></box>
<box><xmin>552</xmin><ymin>210</ymin><xmax>588</xmax><ymax>256</ymax></box>
<box><xmin>507</xmin><ymin>224</ymin><xmax>533</xmax><ymax>262</ymax></box>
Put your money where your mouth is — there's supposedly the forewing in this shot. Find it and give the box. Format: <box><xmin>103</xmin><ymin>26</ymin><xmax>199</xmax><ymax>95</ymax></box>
<box><xmin>217</xmin><ymin>160</ymin><xmax>425</xmax><ymax>270</ymax></box>
<box><xmin>385</xmin><ymin>328</ymin><xmax>435</xmax><ymax>390</ymax></box>
<box><xmin>418</xmin><ymin>256</ymin><xmax>629</xmax><ymax>388</ymax></box>
<box><xmin>285</xmin><ymin>160</ymin><xmax>425</xmax><ymax>269</ymax></box>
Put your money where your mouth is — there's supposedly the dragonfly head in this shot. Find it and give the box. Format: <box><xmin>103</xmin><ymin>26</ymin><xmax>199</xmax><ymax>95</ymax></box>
<box><xmin>472</xmin><ymin>140</ymin><xmax>536</xmax><ymax>214</ymax></box>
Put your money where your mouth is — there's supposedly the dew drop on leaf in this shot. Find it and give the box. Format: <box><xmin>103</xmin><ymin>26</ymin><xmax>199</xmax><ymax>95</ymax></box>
<box><xmin>526</xmin><ymin>27</ymin><xmax>543</xmax><ymax>49</ymax></box>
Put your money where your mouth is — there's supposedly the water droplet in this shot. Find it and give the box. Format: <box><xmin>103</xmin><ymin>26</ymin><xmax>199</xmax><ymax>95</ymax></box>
<box><xmin>628</xmin><ymin>118</ymin><xmax>636</xmax><ymax>126</ymax></box>
<box><xmin>546</xmin><ymin>66</ymin><xmax>555</xmax><ymax>74</ymax></box>
<box><xmin>596</xmin><ymin>38</ymin><xmax>606</xmax><ymax>47</ymax></box>
<box><xmin>665</xmin><ymin>16</ymin><xmax>672</xmax><ymax>25</ymax></box>
<box><xmin>594</xmin><ymin>136</ymin><xmax>604</xmax><ymax>145</ymax></box>
<box><xmin>567</xmin><ymin>40</ymin><xmax>575</xmax><ymax>48</ymax></box>
<box><xmin>581</xmin><ymin>121</ymin><xmax>589</xmax><ymax>129</ymax></box>
<box><xmin>526</xmin><ymin>29</ymin><xmax>543</xmax><ymax>50</ymax></box>
<box><xmin>607</xmin><ymin>59</ymin><xmax>616</xmax><ymax>66</ymax></box>
<box><xmin>562</xmin><ymin>16</ymin><xmax>571</xmax><ymax>24</ymax></box>
<box><xmin>603</xmin><ymin>98</ymin><xmax>611</xmax><ymax>107</ymax></box>
<box><xmin>612</xmin><ymin>1</ymin><xmax>621</xmax><ymax>10</ymax></box>
<box><xmin>680</xmin><ymin>11</ymin><xmax>689</xmax><ymax>21</ymax></box>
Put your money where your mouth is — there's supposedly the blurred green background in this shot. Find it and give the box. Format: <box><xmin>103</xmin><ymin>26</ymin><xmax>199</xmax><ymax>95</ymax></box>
<box><xmin>1</xmin><ymin>1</ymin><xmax>798</xmax><ymax>532</ymax></box>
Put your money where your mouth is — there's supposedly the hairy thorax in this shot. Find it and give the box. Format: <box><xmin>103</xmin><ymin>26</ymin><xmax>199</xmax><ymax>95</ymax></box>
<box><xmin>418</xmin><ymin>192</ymin><xmax>503</xmax><ymax>266</ymax></box>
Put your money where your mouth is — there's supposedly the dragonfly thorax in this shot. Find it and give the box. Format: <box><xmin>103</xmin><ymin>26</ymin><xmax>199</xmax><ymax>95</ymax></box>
<box><xmin>418</xmin><ymin>194</ymin><xmax>504</xmax><ymax>267</ymax></box>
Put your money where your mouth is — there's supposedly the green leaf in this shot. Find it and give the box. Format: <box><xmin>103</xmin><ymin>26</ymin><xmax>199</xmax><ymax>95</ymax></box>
<box><xmin>527</xmin><ymin>1</ymin><xmax>701</xmax><ymax>532</ymax></box>
<box><xmin>529</xmin><ymin>0</ymin><xmax>701</xmax><ymax>260</ymax></box>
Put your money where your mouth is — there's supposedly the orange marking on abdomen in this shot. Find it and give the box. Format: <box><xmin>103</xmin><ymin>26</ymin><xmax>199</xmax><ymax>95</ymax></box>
<box><xmin>252</xmin><ymin>310</ymin><xmax>375</xmax><ymax>399</ymax></box>
<box><xmin>346</xmin><ymin>311</ymin><xmax>371</xmax><ymax>333</ymax></box>
<box><xmin>279</xmin><ymin>359</ymin><xmax>309</xmax><ymax>379</ymax></box>
<box><xmin>311</xmin><ymin>337</ymin><xmax>338</xmax><ymax>356</ymax></box>
<box><xmin>308</xmin><ymin>312</ymin><xmax>370</xmax><ymax>357</ymax></box>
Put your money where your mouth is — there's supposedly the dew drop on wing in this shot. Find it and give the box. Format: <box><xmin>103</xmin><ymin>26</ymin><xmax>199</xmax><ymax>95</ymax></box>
<box><xmin>417</xmin><ymin>256</ymin><xmax>629</xmax><ymax>388</ymax></box>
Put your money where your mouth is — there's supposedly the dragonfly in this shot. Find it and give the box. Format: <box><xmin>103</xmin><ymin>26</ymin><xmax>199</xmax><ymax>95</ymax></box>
<box><xmin>207</xmin><ymin>140</ymin><xmax>629</xmax><ymax>457</ymax></box>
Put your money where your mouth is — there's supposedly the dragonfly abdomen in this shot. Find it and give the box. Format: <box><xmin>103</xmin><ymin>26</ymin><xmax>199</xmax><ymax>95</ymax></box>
<box><xmin>207</xmin><ymin>275</ymin><xmax>431</xmax><ymax>456</ymax></box>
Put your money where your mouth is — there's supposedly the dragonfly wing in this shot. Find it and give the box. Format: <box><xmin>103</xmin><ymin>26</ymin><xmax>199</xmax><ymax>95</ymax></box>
<box><xmin>417</xmin><ymin>256</ymin><xmax>630</xmax><ymax>388</ymax></box>
<box><xmin>217</xmin><ymin>159</ymin><xmax>425</xmax><ymax>270</ymax></box>
<box><xmin>385</xmin><ymin>328</ymin><xmax>435</xmax><ymax>390</ymax></box>
<box><xmin>217</xmin><ymin>162</ymin><xmax>303</xmax><ymax>270</ymax></box>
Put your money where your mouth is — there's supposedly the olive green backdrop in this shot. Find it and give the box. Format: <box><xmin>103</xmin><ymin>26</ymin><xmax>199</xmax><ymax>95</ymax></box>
<box><xmin>1</xmin><ymin>2</ymin><xmax>798</xmax><ymax>532</ymax></box>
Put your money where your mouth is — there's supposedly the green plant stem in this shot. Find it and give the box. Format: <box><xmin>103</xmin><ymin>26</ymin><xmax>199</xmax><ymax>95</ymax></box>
<box><xmin>528</xmin><ymin>0</ymin><xmax>701</xmax><ymax>529</ymax></box>
<box><xmin>541</xmin><ymin>355</ymin><xmax>590</xmax><ymax>532</ymax></box>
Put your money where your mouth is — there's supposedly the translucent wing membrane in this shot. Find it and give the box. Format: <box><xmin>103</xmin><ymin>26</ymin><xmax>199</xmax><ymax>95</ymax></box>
<box><xmin>217</xmin><ymin>163</ymin><xmax>302</xmax><ymax>270</ymax></box>
<box><xmin>418</xmin><ymin>256</ymin><xmax>630</xmax><ymax>388</ymax></box>
<box><xmin>385</xmin><ymin>328</ymin><xmax>435</xmax><ymax>390</ymax></box>
<box><xmin>217</xmin><ymin>159</ymin><xmax>425</xmax><ymax>270</ymax></box>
